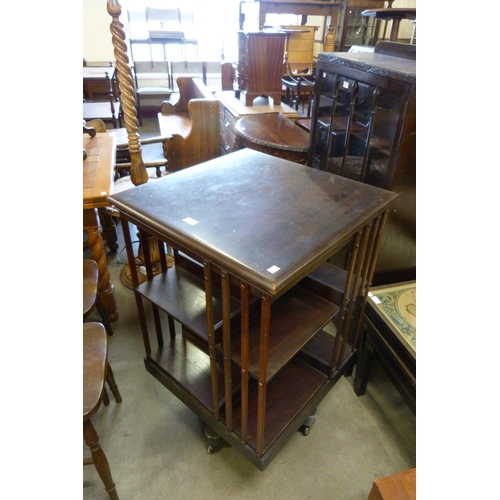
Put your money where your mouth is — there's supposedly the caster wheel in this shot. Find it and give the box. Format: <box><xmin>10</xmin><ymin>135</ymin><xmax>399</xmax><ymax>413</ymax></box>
<box><xmin>204</xmin><ymin>424</ymin><xmax>220</xmax><ymax>454</ymax></box>
<box><xmin>302</xmin><ymin>426</ymin><xmax>310</xmax><ymax>436</ymax></box>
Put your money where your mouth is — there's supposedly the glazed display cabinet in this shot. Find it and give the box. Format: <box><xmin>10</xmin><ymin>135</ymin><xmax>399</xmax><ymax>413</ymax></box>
<box><xmin>308</xmin><ymin>42</ymin><xmax>416</xmax><ymax>285</ymax></box>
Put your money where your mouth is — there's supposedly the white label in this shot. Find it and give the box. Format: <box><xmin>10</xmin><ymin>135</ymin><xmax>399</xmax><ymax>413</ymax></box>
<box><xmin>343</xmin><ymin>81</ymin><xmax>349</xmax><ymax>89</ymax></box>
<box><xmin>267</xmin><ymin>265</ymin><xmax>280</xmax><ymax>274</ymax></box>
<box><xmin>183</xmin><ymin>217</ymin><xmax>199</xmax><ymax>226</ymax></box>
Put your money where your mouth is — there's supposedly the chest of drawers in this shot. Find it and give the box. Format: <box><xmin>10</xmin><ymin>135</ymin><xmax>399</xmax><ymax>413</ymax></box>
<box><xmin>236</xmin><ymin>30</ymin><xmax>287</xmax><ymax>106</ymax></box>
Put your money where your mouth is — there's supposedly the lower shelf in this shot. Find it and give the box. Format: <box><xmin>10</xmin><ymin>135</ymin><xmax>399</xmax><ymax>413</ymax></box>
<box><xmin>145</xmin><ymin>330</ymin><xmax>237</xmax><ymax>414</ymax></box>
<box><xmin>229</xmin><ymin>357</ymin><xmax>327</xmax><ymax>455</ymax></box>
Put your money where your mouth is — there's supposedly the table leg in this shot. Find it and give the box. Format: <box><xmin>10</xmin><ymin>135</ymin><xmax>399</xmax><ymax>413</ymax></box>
<box><xmin>390</xmin><ymin>18</ymin><xmax>401</xmax><ymax>41</ymax></box>
<box><xmin>84</xmin><ymin>208</ymin><xmax>118</xmax><ymax>322</ymax></box>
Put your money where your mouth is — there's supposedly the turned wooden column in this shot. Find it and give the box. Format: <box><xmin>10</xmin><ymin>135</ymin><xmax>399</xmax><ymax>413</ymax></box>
<box><xmin>107</xmin><ymin>0</ymin><xmax>148</xmax><ymax>186</ymax></box>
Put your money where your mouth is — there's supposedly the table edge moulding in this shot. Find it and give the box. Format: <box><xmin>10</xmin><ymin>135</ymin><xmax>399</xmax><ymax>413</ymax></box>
<box><xmin>107</xmin><ymin>148</ymin><xmax>398</xmax><ymax>470</ymax></box>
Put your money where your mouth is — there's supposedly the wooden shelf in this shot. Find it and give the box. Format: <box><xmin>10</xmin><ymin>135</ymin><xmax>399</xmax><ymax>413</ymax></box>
<box><xmin>227</xmin><ymin>285</ymin><xmax>339</xmax><ymax>381</ymax></box>
<box><xmin>145</xmin><ymin>330</ymin><xmax>238</xmax><ymax>412</ymax></box>
<box><xmin>137</xmin><ymin>266</ymin><xmax>241</xmax><ymax>344</ymax></box>
<box><xmin>229</xmin><ymin>357</ymin><xmax>327</xmax><ymax>454</ymax></box>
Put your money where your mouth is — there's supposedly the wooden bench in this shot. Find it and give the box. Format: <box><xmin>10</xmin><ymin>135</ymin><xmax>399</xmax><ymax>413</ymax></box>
<box><xmin>158</xmin><ymin>76</ymin><xmax>220</xmax><ymax>172</ymax></box>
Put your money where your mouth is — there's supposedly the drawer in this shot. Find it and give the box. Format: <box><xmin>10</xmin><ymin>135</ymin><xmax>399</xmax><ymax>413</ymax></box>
<box><xmin>220</xmin><ymin>104</ymin><xmax>237</xmax><ymax>134</ymax></box>
<box><xmin>220</xmin><ymin>118</ymin><xmax>236</xmax><ymax>154</ymax></box>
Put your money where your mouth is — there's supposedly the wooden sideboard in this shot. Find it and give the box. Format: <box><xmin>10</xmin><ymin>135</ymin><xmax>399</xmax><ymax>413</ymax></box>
<box><xmin>217</xmin><ymin>90</ymin><xmax>298</xmax><ymax>156</ymax></box>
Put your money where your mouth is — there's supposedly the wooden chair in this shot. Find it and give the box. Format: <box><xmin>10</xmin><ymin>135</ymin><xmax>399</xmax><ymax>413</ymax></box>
<box><xmin>282</xmin><ymin>75</ymin><xmax>315</xmax><ymax>117</ymax></box>
<box><xmin>84</xmin><ymin>259</ymin><xmax>114</xmax><ymax>335</ymax></box>
<box><xmin>132</xmin><ymin>61</ymin><xmax>172</xmax><ymax>126</ymax></box>
<box><xmin>83</xmin><ymin>72</ymin><xmax>122</xmax><ymax>128</ymax></box>
<box><xmin>83</xmin><ymin>259</ymin><xmax>123</xmax><ymax>405</ymax></box>
<box><xmin>84</xmin><ymin>119</ymin><xmax>169</xmax><ymax>179</ymax></box>
<box><xmin>83</xmin><ymin>322</ymin><xmax>121</xmax><ymax>500</ymax></box>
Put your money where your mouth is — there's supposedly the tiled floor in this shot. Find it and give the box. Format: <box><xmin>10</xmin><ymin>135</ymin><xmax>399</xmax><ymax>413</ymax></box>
<box><xmin>85</xmin><ymin>113</ymin><xmax>416</xmax><ymax>500</ymax></box>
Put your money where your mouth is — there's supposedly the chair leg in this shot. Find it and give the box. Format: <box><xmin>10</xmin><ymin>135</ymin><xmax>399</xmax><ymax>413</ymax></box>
<box><xmin>95</xmin><ymin>293</ymin><xmax>114</xmax><ymax>336</ymax></box>
<box><xmin>106</xmin><ymin>362</ymin><xmax>122</xmax><ymax>404</ymax></box>
<box><xmin>83</xmin><ymin>419</ymin><xmax>120</xmax><ymax>500</ymax></box>
<box><xmin>102</xmin><ymin>386</ymin><xmax>110</xmax><ymax>406</ymax></box>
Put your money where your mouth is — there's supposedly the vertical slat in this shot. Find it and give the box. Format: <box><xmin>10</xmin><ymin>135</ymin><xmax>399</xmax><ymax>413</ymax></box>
<box><xmin>337</xmin><ymin>222</ymin><xmax>372</xmax><ymax>366</ymax></box>
<box><xmin>256</xmin><ymin>294</ymin><xmax>271</xmax><ymax>457</ymax></box>
<box><xmin>240</xmin><ymin>281</ymin><xmax>250</xmax><ymax>444</ymax></box>
<box><xmin>138</xmin><ymin>228</ymin><xmax>164</xmax><ymax>348</ymax></box>
<box><xmin>203</xmin><ymin>260</ymin><xmax>219</xmax><ymax>420</ymax></box>
<box><xmin>221</xmin><ymin>270</ymin><xmax>233</xmax><ymax>430</ymax></box>
<box><xmin>352</xmin><ymin>212</ymin><xmax>388</xmax><ymax>349</ymax></box>
<box><xmin>157</xmin><ymin>241</ymin><xmax>176</xmax><ymax>341</ymax></box>
<box><xmin>330</xmin><ymin>230</ymin><xmax>361</xmax><ymax>377</ymax></box>
<box><xmin>121</xmin><ymin>219</ymin><xmax>151</xmax><ymax>355</ymax></box>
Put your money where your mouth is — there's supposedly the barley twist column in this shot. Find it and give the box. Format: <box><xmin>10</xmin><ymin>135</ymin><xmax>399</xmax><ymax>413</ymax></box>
<box><xmin>107</xmin><ymin>0</ymin><xmax>148</xmax><ymax>186</ymax></box>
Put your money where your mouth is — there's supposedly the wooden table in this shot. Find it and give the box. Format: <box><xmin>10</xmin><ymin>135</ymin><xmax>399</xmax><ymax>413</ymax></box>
<box><xmin>354</xmin><ymin>281</ymin><xmax>416</xmax><ymax>414</ymax></box>
<box><xmin>239</xmin><ymin>1</ymin><xmax>342</xmax><ymax>51</ymax></box>
<box><xmin>83</xmin><ymin>65</ymin><xmax>117</xmax><ymax>101</ymax></box>
<box><xmin>108</xmin><ymin>148</ymin><xmax>398</xmax><ymax>470</ymax></box>
<box><xmin>367</xmin><ymin>468</ymin><xmax>416</xmax><ymax>500</ymax></box>
<box><xmin>83</xmin><ymin>133</ymin><xmax>118</xmax><ymax>322</ymax></box>
<box><xmin>361</xmin><ymin>8</ymin><xmax>416</xmax><ymax>42</ymax></box>
<box><xmin>234</xmin><ymin>113</ymin><xmax>309</xmax><ymax>164</ymax></box>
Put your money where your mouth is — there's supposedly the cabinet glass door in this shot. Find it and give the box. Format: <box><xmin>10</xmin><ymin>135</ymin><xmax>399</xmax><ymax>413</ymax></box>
<box><xmin>310</xmin><ymin>70</ymin><xmax>403</xmax><ymax>190</ymax></box>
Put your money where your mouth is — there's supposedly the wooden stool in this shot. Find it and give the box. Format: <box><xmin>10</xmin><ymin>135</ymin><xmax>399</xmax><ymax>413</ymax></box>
<box><xmin>367</xmin><ymin>468</ymin><xmax>416</xmax><ymax>500</ymax></box>
<box><xmin>83</xmin><ymin>322</ymin><xmax>121</xmax><ymax>500</ymax></box>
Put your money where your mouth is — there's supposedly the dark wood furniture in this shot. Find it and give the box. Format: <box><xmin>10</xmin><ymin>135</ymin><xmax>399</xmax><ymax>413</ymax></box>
<box><xmin>354</xmin><ymin>281</ymin><xmax>416</xmax><ymax>414</ymax></box>
<box><xmin>239</xmin><ymin>1</ymin><xmax>342</xmax><ymax>51</ymax></box>
<box><xmin>236</xmin><ymin>30</ymin><xmax>287</xmax><ymax>105</ymax></box>
<box><xmin>367</xmin><ymin>468</ymin><xmax>416</xmax><ymax>500</ymax></box>
<box><xmin>83</xmin><ymin>133</ymin><xmax>118</xmax><ymax>322</ymax></box>
<box><xmin>217</xmin><ymin>90</ymin><xmax>298</xmax><ymax>156</ymax></box>
<box><xmin>362</xmin><ymin>8</ymin><xmax>416</xmax><ymax>42</ymax></box>
<box><xmin>282</xmin><ymin>74</ymin><xmax>315</xmax><ymax>117</ymax></box>
<box><xmin>83</xmin><ymin>322</ymin><xmax>121</xmax><ymax>500</ymax></box>
<box><xmin>234</xmin><ymin>113</ymin><xmax>309</xmax><ymax>164</ymax></box>
<box><xmin>108</xmin><ymin>148</ymin><xmax>398</xmax><ymax>470</ymax></box>
<box><xmin>307</xmin><ymin>42</ymin><xmax>416</xmax><ymax>285</ymax></box>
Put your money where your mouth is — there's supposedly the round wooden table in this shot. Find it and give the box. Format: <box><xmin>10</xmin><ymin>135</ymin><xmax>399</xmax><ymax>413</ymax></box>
<box><xmin>234</xmin><ymin>114</ymin><xmax>309</xmax><ymax>164</ymax></box>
